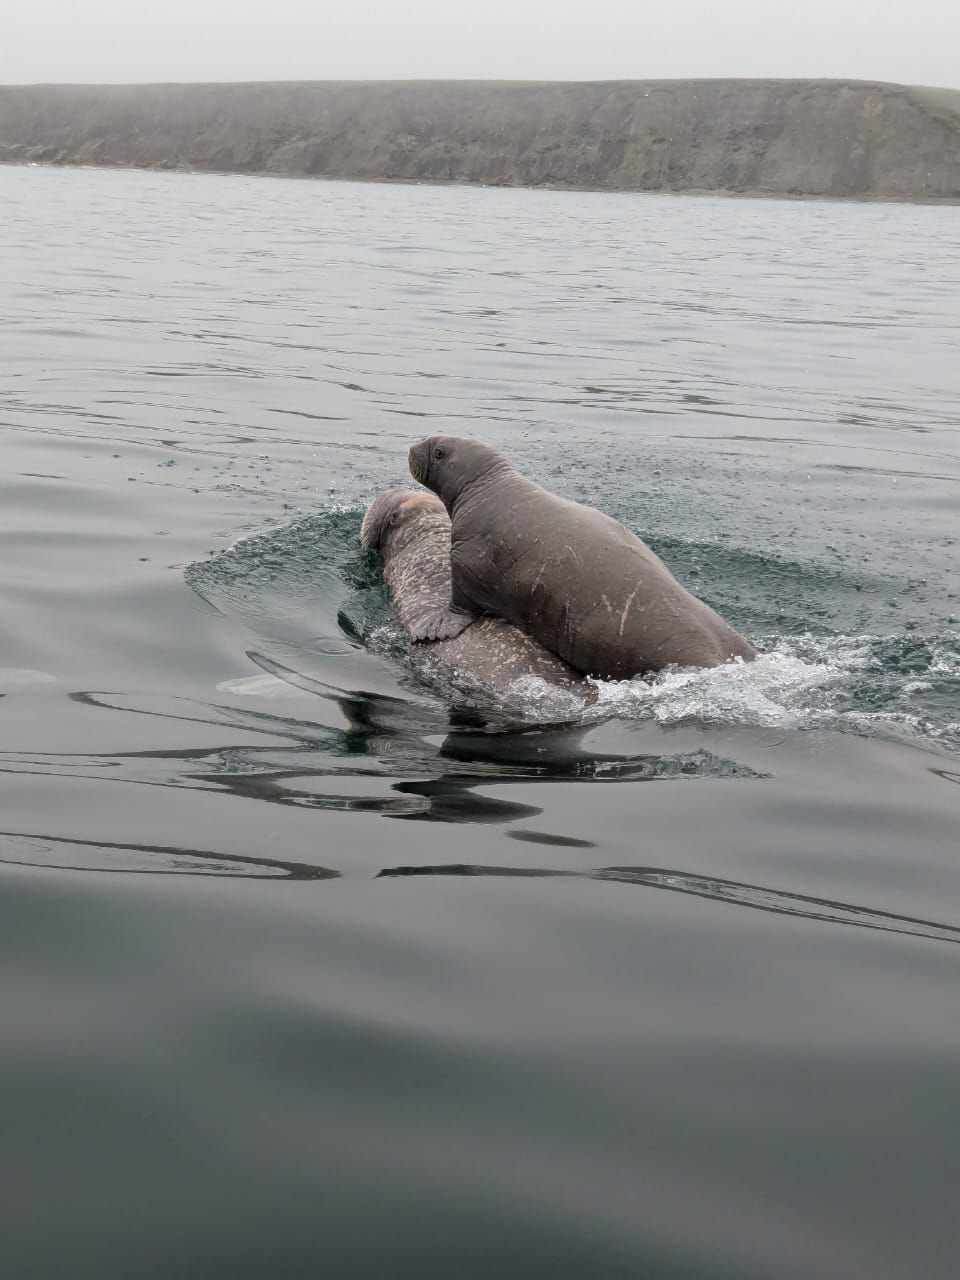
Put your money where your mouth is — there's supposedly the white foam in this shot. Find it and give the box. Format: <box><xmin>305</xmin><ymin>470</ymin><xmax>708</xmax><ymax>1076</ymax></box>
<box><xmin>931</xmin><ymin>641</ymin><xmax>960</xmax><ymax>676</ymax></box>
<box><xmin>582</xmin><ymin>650</ymin><xmax>838</xmax><ymax>730</ymax></box>
<box><xmin>501</xmin><ymin>674</ymin><xmax>591</xmax><ymax>722</ymax></box>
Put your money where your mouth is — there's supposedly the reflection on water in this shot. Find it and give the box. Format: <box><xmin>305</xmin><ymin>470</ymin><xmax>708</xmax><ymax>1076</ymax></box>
<box><xmin>379</xmin><ymin>862</ymin><xmax>960</xmax><ymax>947</ymax></box>
<box><xmin>0</xmin><ymin>679</ymin><xmax>764</xmax><ymax>824</ymax></box>
<box><xmin>0</xmin><ymin>829</ymin><xmax>337</xmax><ymax>879</ymax></box>
<box><xmin>3</xmin><ymin>828</ymin><xmax>958</xmax><ymax>948</ymax></box>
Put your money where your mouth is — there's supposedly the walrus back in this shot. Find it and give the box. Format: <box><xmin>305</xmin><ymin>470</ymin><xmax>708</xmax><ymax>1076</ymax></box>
<box><xmin>453</xmin><ymin>475</ymin><xmax>755</xmax><ymax>679</ymax></box>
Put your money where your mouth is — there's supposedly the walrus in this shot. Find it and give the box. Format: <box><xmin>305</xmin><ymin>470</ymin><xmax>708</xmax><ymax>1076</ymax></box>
<box><xmin>407</xmin><ymin>436</ymin><xmax>757</xmax><ymax>679</ymax></box>
<box><xmin>360</xmin><ymin>488</ymin><xmax>585</xmax><ymax>694</ymax></box>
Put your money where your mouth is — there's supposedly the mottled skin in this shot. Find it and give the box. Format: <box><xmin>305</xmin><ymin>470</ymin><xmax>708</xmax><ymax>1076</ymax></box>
<box><xmin>361</xmin><ymin>489</ymin><xmax>584</xmax><ymax>691</ymax></box>
<box><xmin>407</xmin><ymin>436</ymin><xmax>757</xmax><ymax>679</ymax></box>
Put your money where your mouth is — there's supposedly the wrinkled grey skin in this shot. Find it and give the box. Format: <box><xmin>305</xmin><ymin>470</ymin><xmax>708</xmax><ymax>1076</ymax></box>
<box><xmin>361</xmin><ymin>489</ymin><xmax>584</xmax><ymax>691</ymax></box>
<box><xmin>407</xmin><ymin>436</ymin><xmax>757</xmax><ymax>679</ymax></box>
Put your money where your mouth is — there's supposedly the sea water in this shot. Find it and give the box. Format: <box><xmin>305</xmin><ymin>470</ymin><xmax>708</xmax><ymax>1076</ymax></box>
<box><xmin>1</xmin><ymin>163</ymin><xmax>959</xmax><ymax>1278</ymax></box>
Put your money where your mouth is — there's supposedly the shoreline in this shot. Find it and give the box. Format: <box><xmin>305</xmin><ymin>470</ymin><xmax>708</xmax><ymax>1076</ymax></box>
<box><xmin>6</xmin><ymin>157</ymin><xmax>960</xmax><ymax>207</ymax></box>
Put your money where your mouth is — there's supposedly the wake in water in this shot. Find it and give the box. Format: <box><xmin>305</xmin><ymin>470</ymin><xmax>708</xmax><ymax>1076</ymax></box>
<box><xmin>366</xmin><ymin>618</ymin><xmax>960</xmax><ymax>752</ymax></box>
<box><xmin>593</xmin><ymin>631</ymin><xmax>960</xmax><ymax>751</ymax></box>
<box><xmin>187</xmin><ymin>509</ymin><xmax>960</xmax><ymax>757</ymax></box>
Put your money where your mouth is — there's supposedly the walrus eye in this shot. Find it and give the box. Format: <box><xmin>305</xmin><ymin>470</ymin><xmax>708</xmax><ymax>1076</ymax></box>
<box><xmin>433</xmin><ymin>446</ymin><xmax>446</xmax><ymax>461</ymax></box>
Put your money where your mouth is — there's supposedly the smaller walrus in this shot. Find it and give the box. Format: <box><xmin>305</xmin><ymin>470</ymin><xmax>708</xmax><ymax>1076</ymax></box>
<box><xmin>407</xmin><ymin>436</ymin><xmax>756</xmax><ymax>679</ymax></box>
<box><xmin>360</xmin><ymin>489</ymin><xmax>584</xmax><ymax>693</ymax></box>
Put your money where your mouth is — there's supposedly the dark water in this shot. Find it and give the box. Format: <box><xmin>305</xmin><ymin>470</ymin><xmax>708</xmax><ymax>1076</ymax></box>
<box><xmin>2</xmin><ymin>164</ymin><xmax>959</xmax><ymax>1278</ymax></box>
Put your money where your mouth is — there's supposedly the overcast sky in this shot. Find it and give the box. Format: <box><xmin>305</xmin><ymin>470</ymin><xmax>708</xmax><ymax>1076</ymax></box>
<box><xmin>5</xmin><ymin>0</ymin><xmax>959</xmax><ymax>90</ymax></box>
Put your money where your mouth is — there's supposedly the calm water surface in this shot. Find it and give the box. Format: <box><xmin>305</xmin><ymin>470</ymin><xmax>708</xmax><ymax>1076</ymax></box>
<box><xmin>1</xmin><ymin>164</ymin><xmax>959</xmax><ymax>1278</ymax></box>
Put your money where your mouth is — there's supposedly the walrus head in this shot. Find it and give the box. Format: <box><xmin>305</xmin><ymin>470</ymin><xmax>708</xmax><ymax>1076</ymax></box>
<box><xmin>408</xmin><ymin>436</ymin><xmax>508</xmax><ymax>511</ymax></box>
<box><xmin>360</xmin><ymin>488</ymin><xmax>445</xmax><ymax>555</ymax></box>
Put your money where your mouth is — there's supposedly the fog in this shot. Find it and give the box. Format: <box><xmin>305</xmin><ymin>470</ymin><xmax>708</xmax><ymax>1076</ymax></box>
<box><xmin>5</xmin><ymin>0</ymin><xmax>960</xmax><ymax>90</ymax></box>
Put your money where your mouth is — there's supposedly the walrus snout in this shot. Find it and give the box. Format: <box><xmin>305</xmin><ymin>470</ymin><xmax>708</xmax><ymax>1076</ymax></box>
<box><xmin>408</xmin><ymin>441</ymin><xmax>429</xmax><ymax>486</ymax></box>
<box><xmin>362</xmin><ymin>488</ymin><xmax>443</xmax><ymax>554</ymax></box>
<box><xmin>360</xmin><ymin>489</ymin><xmax>406</xmax><ymax>554</ymax></box>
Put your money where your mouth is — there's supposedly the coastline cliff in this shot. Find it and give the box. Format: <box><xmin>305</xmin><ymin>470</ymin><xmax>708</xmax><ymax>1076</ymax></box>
<box><xmin>2</xmin><ymin>79</ymin><xmax>959</xmax><ymax>202</ymax></box>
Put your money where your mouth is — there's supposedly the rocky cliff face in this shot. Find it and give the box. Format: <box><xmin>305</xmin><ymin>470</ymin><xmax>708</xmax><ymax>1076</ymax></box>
<box><xmin>2</xmin><ymin>79</ymin><xmax>959</xmax><ymax>201</ymax></box>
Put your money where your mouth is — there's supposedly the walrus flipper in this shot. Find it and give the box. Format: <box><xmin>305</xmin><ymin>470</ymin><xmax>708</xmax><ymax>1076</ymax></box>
<box><xmin>409</xmin><ymin>603</ymin><xmax>477</xmax><ymax>643</ymax></box>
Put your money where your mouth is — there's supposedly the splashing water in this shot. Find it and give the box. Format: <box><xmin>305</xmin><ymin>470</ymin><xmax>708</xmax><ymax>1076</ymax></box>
<box><xmin>504</xmin><ymin>636</ymin><xmax>960</xmax><ymax>750</ymax></box>
<box><xmin>188</xmin><ymin>508</ymin><xmax>960</xmax><ymax>756</ymax></box>
<box><xmin>584</xmin><ymin>650</ymin><xmax>834</xmax><ymax>729</ymax></box>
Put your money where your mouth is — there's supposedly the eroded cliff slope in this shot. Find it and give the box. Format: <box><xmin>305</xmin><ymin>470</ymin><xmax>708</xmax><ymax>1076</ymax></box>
<box><xmin>2</xmin><ymin>79</ymin><xmax>959</xmax><ymax>200</ymax></box>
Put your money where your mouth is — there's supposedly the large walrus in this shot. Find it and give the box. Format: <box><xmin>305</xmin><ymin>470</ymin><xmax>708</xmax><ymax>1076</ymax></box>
<box><xmin>407</xmin><ymin>436</ymin><xmax>756</xmax><ymax>679</ymax></box>
<box><xmin>360</xmin><ymin>488</ymin><xmax>585</xmax><ymax>693</ymax></box>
